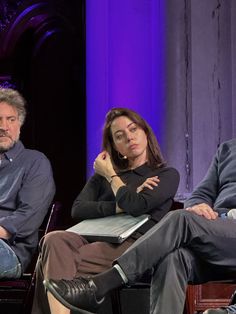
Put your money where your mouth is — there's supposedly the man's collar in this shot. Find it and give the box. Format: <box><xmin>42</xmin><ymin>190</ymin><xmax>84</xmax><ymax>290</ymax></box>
<box><xmin>4</xmin><ymin>141</ymin><xmax>24</xmax><ymax>162</ymax></box>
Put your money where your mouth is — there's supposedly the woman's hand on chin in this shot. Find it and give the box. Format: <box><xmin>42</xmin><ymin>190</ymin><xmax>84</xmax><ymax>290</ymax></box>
<box><xmin>93</xmin><ymin>151</ymin><xmax>116</xmax><ymax>179</ymax></box>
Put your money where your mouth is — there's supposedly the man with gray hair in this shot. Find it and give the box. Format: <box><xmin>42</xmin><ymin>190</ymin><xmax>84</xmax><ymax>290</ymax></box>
<box><xmin>0</xmin><ymin>87</ymin><xmax>55</xmax><ymax>278</ymax></box>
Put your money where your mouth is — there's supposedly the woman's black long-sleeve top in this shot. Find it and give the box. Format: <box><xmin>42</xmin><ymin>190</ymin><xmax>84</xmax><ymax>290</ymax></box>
<box><xmin>71</xmin><ymin>164</ymin><xmax>179</xmax><ymax>228</ymax></box>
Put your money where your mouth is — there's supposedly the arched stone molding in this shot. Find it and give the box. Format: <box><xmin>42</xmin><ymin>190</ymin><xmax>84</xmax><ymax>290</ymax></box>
<box><xmin>0</xmin><ymin>1</ymin><xmax>73</xmax><ymax>59</ymax></box>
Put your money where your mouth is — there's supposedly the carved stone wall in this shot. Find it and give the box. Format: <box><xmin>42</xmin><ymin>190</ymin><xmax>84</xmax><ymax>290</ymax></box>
<box><xmin>164</xmin><ymin>0</ymin><xmax>235</xmax><ymax>198</ymax></box>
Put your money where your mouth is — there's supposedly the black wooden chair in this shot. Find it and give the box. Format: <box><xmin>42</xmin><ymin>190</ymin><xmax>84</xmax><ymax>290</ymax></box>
<box><xmin>0</xmin><ymin>201</ymin><xmax>62</xmax><ymax>314</ymax></box>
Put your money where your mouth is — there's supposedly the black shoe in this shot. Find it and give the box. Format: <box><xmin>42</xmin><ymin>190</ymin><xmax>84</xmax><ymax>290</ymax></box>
<box><xmin>43</xmin><ymin>277</ymin><xmax>105</xmax><ymax>314</ymax></box>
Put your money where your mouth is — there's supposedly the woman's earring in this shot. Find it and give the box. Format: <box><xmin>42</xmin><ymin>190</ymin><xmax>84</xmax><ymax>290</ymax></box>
<box><xmin>118</xmin><ymin>152</ymin><xmax>127</xmax><ymax>160</ymax></box>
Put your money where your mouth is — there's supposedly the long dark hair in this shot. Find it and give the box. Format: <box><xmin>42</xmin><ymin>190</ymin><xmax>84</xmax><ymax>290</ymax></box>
<box><xmin>102</xmin><ymin>108</ymin><xmax>166</xmax><ymax>170</ymax></box>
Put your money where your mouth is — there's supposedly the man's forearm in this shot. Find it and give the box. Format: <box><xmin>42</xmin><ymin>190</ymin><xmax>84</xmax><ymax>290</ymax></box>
<box><xmin>0</xmin><ymin>226</ymin><xmax>11</xmax><ymax>239</ymax></box>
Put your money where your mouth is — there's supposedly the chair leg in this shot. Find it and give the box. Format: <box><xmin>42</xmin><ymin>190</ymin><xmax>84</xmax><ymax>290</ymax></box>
<box><xmin>110</xmin><ymin>289</ymin><xmax>122</xmax><ymax>314</ymax></box>
<box><xmin>21</xmin><ymin>272</ymin><xmax>36</xmax><ymax>314</ymax></box>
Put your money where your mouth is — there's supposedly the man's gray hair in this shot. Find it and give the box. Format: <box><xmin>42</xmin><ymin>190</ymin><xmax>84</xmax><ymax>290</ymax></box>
<box><xmin>0</xmin><ymin>88</ymin><xmax>27</xmax><ymax>125</ymax></box>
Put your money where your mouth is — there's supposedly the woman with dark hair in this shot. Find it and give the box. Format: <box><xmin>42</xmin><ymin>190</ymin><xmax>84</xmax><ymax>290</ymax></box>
<box><xmin>102</xmin><ymin>108</ymin><xmax>164</xmax><ymax>170</ymax></box>
<box><xmin>32</xmin><ymin>107</ymin><xmax>179</xmax><ymax>314</ymax></box>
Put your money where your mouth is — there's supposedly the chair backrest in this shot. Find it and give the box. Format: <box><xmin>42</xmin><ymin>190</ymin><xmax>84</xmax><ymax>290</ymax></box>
<box><xmin>171</xmin><ymin>200</ymin><xmax>184</xmax><ymax>211</ymax></box>
<box><xmin>40</xmin><ymin>201</ymin><xmax>62</xmax><ymax>236</ymax></box>
<box><xmin>22</xmin><ymin>201</ymin><xmax>62</xmax><ymax>276</ymax></box>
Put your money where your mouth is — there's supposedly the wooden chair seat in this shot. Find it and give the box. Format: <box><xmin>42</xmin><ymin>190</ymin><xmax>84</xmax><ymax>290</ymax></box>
<box><xmin>186</xmin><ymin>281</ymin><xmax>236</xmax><ymax>314</ymax></box>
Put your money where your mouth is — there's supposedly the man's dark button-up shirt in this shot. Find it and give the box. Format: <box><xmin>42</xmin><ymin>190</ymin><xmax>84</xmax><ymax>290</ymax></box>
<box><xmin>0</xmin><ymin>141</ymin><xmax>55</xmax><ymax>272</ymax></box>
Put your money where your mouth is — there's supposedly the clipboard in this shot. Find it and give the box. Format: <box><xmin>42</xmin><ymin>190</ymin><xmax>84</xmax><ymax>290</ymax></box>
<box><xmin>66</xmin><ymin>213</ymin><xmax>150</xmax><ymax>243</ymax></box>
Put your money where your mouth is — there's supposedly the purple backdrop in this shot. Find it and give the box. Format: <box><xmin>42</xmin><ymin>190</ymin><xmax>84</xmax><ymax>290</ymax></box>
<box><xmin>86</xmin><ymin>0</ymin><xmax>165</xmax><ymax>177</ymax></box>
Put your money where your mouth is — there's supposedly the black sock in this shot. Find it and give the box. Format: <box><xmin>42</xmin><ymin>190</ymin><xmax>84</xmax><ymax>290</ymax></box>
<box><xmin>92</xmin><ymin>267</ymin><xmax>124</xmax><ymax>299</ymax></box>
